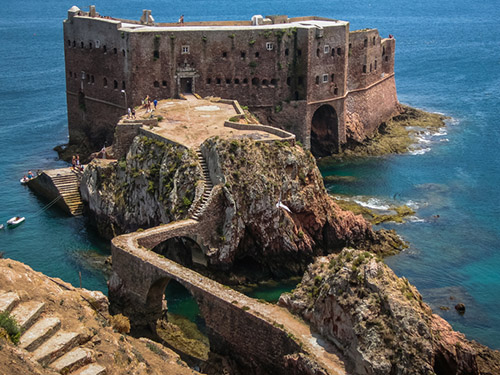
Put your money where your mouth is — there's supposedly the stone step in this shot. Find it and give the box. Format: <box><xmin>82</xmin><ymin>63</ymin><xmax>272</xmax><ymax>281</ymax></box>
<box><xmin>10</xmin><ymin>301</ymin><xmax>45</xmax><ymax>331</ymax></box>
<box><xmin>0</xmin><ymin>291</ymin><xmax>20</xmax><ymax>313</ymax></box>
<box><xmin>20</xmin><ymin>316</ymin><xmax>61</xmax><ymax>351</ymax></box>
<box><xmin>51</xmin><ymin>347</ymin><xmax>93</xmax><ymax>373</ymax></box>
<box><xmin>32</xmin><ymin>331</ymin><xmax>83</xmax><ymax>366</ymax></box>
<box><xmin>72</xmin><ymin>363</ymin><xmax>106</xmax><ymax>375</ymax></box>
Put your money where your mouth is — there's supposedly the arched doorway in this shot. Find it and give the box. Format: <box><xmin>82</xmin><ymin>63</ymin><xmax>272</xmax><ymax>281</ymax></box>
<box><xmin>311</xmin><ymin>105</ymin><xmax>339</xmax><ymax>157</ymax></box>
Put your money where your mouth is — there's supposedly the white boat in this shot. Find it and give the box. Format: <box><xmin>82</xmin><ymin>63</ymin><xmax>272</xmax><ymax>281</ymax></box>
<box><xmin>20</xmin><ymin>177</ymin><xmax>30</xmax><ymax>184</ymax></box>
<box><xmin>0</xmin><ymin>224</ymin><xmax>4</xmax><ymax>230</ymax></box>
<box><xmin>7</xmin><ymin>217</ymin><xmax>25</xmax><ymax>227</ymax></box>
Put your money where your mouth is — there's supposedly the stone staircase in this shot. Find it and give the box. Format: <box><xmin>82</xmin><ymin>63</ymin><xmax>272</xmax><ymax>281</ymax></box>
<box><xmin>0</xmin><ymin>290</ymin><xmax>106</xmax><ymax>375</ymax></box>
<box><xmin>50</xmin><ymin>170</ymin><xmax>84</xmax><ymax>216</ymax></box>
<box><xmin>190</xmin><ymin>149</ymin><xmax>213</xmax><ymax>221</ymax></box>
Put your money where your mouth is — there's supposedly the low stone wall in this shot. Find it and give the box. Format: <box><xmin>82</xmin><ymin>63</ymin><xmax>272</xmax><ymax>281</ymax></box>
<box><xmin>223</xmin><ymin>121</ymin><xmax>296</xmax><ymax>144</ymax></box>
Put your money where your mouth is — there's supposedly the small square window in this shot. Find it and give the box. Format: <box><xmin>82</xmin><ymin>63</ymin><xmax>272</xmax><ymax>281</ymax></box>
<box><xmin>322</xmin><ymin>74</ymin><xmax>328</xmax><ymax>83</ymax></box>
<box><xmin>266</xmin><ymin>42</ymin><xmax>273</xmax><ymax>51</ymax></box>
<box><xmin>324</xmin><ymin>45</ymin><xmax>330</xmax><ymax>54</ymax></box>
<box><xmin>181</xmin><ymin>45</ymin><xmax>190</xmax><ymax>54</ymax></box>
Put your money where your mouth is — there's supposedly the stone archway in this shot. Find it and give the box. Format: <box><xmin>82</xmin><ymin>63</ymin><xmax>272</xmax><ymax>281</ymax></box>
<box><xmin>311</xmin><ymin>105</ymin><xmax>339</xmax><ymax>157</ymax></box>
<box><xmin>151</xmin><ymin>236</ymin><xmax>208</xmax><ymax>268</ymax></box>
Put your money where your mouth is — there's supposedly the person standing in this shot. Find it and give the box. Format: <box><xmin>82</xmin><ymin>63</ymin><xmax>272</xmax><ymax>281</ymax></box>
<box><xmin>179</xmin><ymin>15</ymin><xmax>184</xmax><ymax>24</ymax></box>
<box><xmin>153</xmin><ymin>99</ymin><xmax>158</xmax><ymax>110</ymax></box>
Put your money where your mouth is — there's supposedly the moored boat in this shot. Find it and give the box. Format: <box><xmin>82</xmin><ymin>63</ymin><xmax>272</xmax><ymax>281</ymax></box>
<box><xmin>7</xmin><ymin>217</ymin><xmax>25</xmax><ymax>227</ymax></box>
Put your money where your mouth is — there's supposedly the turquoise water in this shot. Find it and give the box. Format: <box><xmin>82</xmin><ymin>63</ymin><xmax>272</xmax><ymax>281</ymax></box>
<box><xmin>1</xmin><ymin>0</ymin><xmax>499</xmax><ymax>349</ymax></box>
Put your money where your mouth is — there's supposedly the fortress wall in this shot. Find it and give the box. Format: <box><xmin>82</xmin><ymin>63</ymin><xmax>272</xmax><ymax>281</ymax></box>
<box><xmin>345</xmin><ymin>75</ymin><xmax>399</xmax><ymax>142</ymax></box>
<box><xmin>347</xmin><ymin>29</ymin><xmax>387</xmax><ymax>91</ymax></box>
<box><xmin>64</xmin><ymin>16</ymin><xmax>130</xmax><ymax>148</ymax></box>
<box><xmin>306</xmin><ymin>23</ymin><xmax>348</xmax><ymax>102</ymax></box>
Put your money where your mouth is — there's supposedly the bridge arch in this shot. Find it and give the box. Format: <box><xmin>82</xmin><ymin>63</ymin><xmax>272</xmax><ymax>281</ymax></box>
<box><xmin>311</xmin><ymin>104</ymin><xmax>339</xmax><ymax>157</ymax></box>
<box><xmin>151</xmin><ymin>235</ymin><xmax>208</xmax><ymax>268</ymax></box>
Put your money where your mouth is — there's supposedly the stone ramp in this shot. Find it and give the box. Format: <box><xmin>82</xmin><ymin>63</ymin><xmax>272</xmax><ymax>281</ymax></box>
<box><xmin>0</xmin><ymin>290</ymin><xmax>106</xmax><ymax>375</ymax></box>
<box><xmin>189</xmin><ymin>149</ymin><xmax>213</xmax><ymax>220</ymax></box>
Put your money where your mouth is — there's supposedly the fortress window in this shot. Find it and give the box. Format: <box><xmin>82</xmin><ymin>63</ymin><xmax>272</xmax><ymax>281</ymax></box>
<box><xmin>67</xmin><ymin>40</ymin><xmax>71</xmax><ymax>47</ymax></box>
<box><xmin>315</xmin><ymin>76</ymin><xmax>319</xmax><ymax>85</ymax></box>
<box><xmin>122</xmin><ymin>49</ymin><xmax>125</xmax><ymax>56</ymax></box>
<box><xmin>364</xmin><ymin>39</ymin><xmax>368</xmax><ymax>47</ymax></box>
<box><xmin>266</xmin><ymin>42</ymin><xmax>273</xmax><ymax>51</ymax></box>
<box><xmin>363</xmin><ymin>65</ymin><xmax>367</xmax><ymax>73</ymax></box>
<box><xmin>286</xmin><ymin>77</ymin><xmax>291</xmax><ymax>86</ymax></box>
<box><xmin>373</xmin><ymin>37</ymin><xmax>376</xmax><ymax>45</ymax></box>
<box><xmin>322</xmin><ymin>74</ymin><xmax>328</xmax><ymax>83</ymax></box>
<box><xmin>234</xmin><ymin>78</ymin><xmax>240</xmax><ymax>84</ymax></box>
<box><xmin>331</xmin><ymin>73</ymin><xmax>335</xmax><ymax>81</ymax></box>
<box><xmin>385</xmin><ymin>56</ymin><xmax>389</xmax><ymax>62</ymax></box>
<box><xmin>91</xmin><ymin>75</ymin><xmax>95</xmax><ymax>84</ymax></box>
<box><xmin>113</xmin><ymin>80</ymin><xmax>118</xmax><ymax>89</ymax></box>
<box><xmin>80</xmin><ymin>41</ymin><xmax>84</xmax><ymax>48</ymax></box>
<box><xmin>206</xmin><ymin>78</ymin><xmax>211</xmax><ymax>84</ymax></box>
<box><xmin>285</xmin><ymin>48</ymin><xmax>289</xmax><ymax>56</ymax></box>
<box><xmin>324</xmin><ymin>45</ymin><xmax>330</xmax><ymax>54</ymax></box>
<box><xmin>370</xmin><ymin>63</ymin><xmax>372</xmax><ymax>72</ymax></box>
<box><xmin>222</xmin><ymin>51</ymin><xmax>227</xmax><ymax>58</ymax></box>
<box><xmin>72</xmin><ymin>40</ymin><xmax>76</xmax><ymax>47</ymax></box>
<box><xmin>334</xmin><ymin>88</ymin><xmax>338</xmax><ymax>95</ymax></box>
<box><xmin>298</xmin><ymin>76</ymin><xmax>303</xmax><ymax>85</ymax></box>
<box><xmin>154</xmin><ymin>81</ymin><xmax>159</xmax><ymax>88</ymax></box>
<box><xmin>103</xmin><ymin>45</ymin><xmax>107</xmax><ymax>53</ymax></box>
<box><xmin>316</xmin><ymin>48</ymin><xmax>320</xmax><ymax>57</ymax></box>
<box><xmin>87</xmin><ymin>75</ymin><xmax>91</xmax><ymax>84</ymax></box>
<box><xmin>243</xmin><ymin>78</ymin><xmax>248</xmax><ymax>84</ymax></box>
<box><xmin>181</xmin><ymin>45</ymin><xmax>190</xmax><ymax>54</ymax></box>
<box><xmin>122</xmin><ymin>81</ymin><xmax>126</xmax><ymax>90</ymax></box>
<box><xmin>374</xmin><ymin>60</ymin><xmax>377</xmax><ymax>70</ymax></box>
<box><xmin>331</xmin><ymin>49</ymin><xmax>335</xmax><ymax>57</ymax></box>
<box><xmin>349</xmin><ymin>43</ymin><xmax>352</xmax><ymax>53</ymax></box>
<box><xmin>89</xmin><ymin>42</ymin><xmax>92</xmax><ymax>49</ymax></box>
<box><xmin>337</xmin><ymin>48</ymin><xmax>341</xmax><ymax>56</ymax></box>
<box><xmin>113</xmin><ymin>48</ymin><xmax>117</xmax><ymax>54</ymax></box>
<box><xmin>216</xmin><ymin>78</ymin><xmax>221</xmax><ymax>85</ymax></box>
<box><xmin>226</xmin><ymin>78</ymin><xmax>231</xmax><ymax>84</ymax></box>
<box><xmin>69</xmin><ymin>71</ymin><xmax>72</xmax><ymax>78</ymax></box>
<box><xmin>270</xmin><ymin>78</ymin><xmax>277</xmax><ymax>86</ymax></box>
<box><xmin>294</xmin><ymin>91</ymin><xmax>299</xmax><ymax>100</ymax></box>
<box><xmin>240</xmin><ymin>51</ymin><xmax>246</xmax><ymax>59</ymax></box>
<box><xmin>153</xmin><ymin>50</ymin><xmax>160</xmax><ymax>59</ymax></box>
<box><xmin>252</xmin><ymin>77</ymin><xmax>259</xmax><ymax>86</ymax></box>
<box><xmin>297</xmin><ymin>49</ymin><xmax>302</xmax><ymax>56</ymax></box>
<box><xmin>103</xmin><ymin>78</ymin><xmax>108</xmax><ymax>87</ymax></box>
<box><xmin>262</xmin><ymin>79</ymin><xmax>268</xmax><ymax>86</ymax></box>
<box><xmin>95</xmin><ymin>40</ymin><xmax>100</xmax><ymax>48</ymax></box>
<box><xmin>382</xmin><ymin>46</ymin><xmax>386</xmax><ymax>56</ymax></box>
<box><xmin>255</xmin><ymin>52</ymin><xmax>260</xmax><ymax>58</ymax></box>
<box><xmin>162</xmin><ymin>80</ymin><xmax>167</xmax><ymax>87</ymax></box>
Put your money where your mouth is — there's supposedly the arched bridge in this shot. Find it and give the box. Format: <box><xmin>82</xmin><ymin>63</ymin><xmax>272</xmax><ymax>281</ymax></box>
<box><xmin>109</xmin><ymin>221</ymin><xmax>347</xmax><ymax>375</ymax></box>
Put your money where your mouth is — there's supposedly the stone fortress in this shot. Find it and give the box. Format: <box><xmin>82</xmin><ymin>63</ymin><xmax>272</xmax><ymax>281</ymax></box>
<box><xmin>64</xmin><ymin>6</ymin><xmax>399</xmax><ymax>157</ymax></box>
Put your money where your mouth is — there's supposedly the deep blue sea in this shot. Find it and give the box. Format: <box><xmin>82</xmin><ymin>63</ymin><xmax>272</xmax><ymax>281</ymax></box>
<box><xmin>1</xmin><ymin>0</ymin><xmax>499</xmax><ymax>349</ymax></box>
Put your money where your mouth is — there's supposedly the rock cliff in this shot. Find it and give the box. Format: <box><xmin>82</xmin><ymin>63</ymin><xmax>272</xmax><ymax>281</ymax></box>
<box><xmin>279</xmin><ymin>249</ymin><xmax>500</xmax><ymax>375</ymax></box>
<box><xmin>80</xmin><ymin>136</ymin><xmax>203</xmax><ymax>238</ymax></box>
<box><xmin>82</xmin><ymin>135</ymin><xmax>401</xmax><ymax>280</ymax></box>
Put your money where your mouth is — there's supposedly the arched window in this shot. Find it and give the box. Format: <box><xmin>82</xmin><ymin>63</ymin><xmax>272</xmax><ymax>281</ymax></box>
<box><xmin>122</xmin><ymin>49</ymin><xmax>125</xmax><ymax>56</ymax></box>
<box><xmin>80</xmin><ymin>41</ymin><xmax>84</xmax><ymax>48</ymax></box>
<box><xmin>252</xmin><ymin>77</ymin><xmax>259</xmax><ymax>86</ymax></box>
<box><xmin>255</xmin><ymin>52</ymin><xmax>260</xmax><ymax>58</ymax></box>
<box><xmin>91</xmin><ymin>75</ymin><xmax>95</xmax><ymax>84</ymax></box>
<box><xmin>262</xmin><ymin>79</ymin><xmax>268</xmax><ymax>86</ymax></box>
<box><xmin>113</xmin><ymin>48</ymin><xmax>117</xmax><ymax>54</ymax></box>
<box><xmin>234</xmin><ymin>78</ymin><xmax>240</xmax><ymax>84</ymax></box>
<box><xmin>334</xmin><ymin>88</ymin><xmax>338</xmax><ymax>95</ymax></box>
<box><xmin>103</xmin><ymin>45</ymin><xmax>107</xmax><ymax>53</ymax></box>
<box><xmin>374</xmin><ymin>60</ymin><xmax>377</xmax><ymax>70</ymax></box>
<box><xmin>364</xmin><ymin>39</ymin><xmax>368</xmax><ymax>47</ymax></box>
<box><xmin>240</xmin><ymin>51</ymin><xmax>246</xmax><ymax>58</ymax></box>
<box><xmin>285</xmin><ymin>48</ymin><xmax>289</xmax><ymax>56</ymax></box>
<box><xmin>226</xmin><ymin>78</ymin><xmax>231</xmax><ymax>84</ymax></box>
<box><xmin>331</xmin><ymin>73</ymin><xmax>335</xmax><ymax>82</ymax></box>
<box><xmin>363</xmin><ymin>65</ymin><xmax>367</xmax><ymax>73</ymax></box>
<box><xmin>337</xmin><ymin>48</ymin><xmax>341</xmax><ymax>56</ymax></box>
<box><xmin>243</xmin><ymin>78</ymin><xmax>248</xmax><ymax>84</ymax></box>
<box><xmin>72</xmin><ymin>40</ymin><xmax>76</xmax><ymax>48</ymax></box>
<box><xmin>286</xmin><ymin>77</ymin><xmax>291</xmax><ymax>86</ymax></box>
<box><xmin>162</xmin><ymin>80</ymin><xmax>167</xmax><ymax>87</ymax></box>
<box><xmin>222</xmin><ymin>51</ymin><xmax>227</xmax><ymax>58</ymax></box>
<box><xmin>113</xmin><ymin>80</ymin><xmax>118</xmax><ymax>89</ymax></box>
<box><xmin>373</xmin><ymin>36</ymin><xmax>376</xmax><ymax>45</ymax></box>
<box><xmin>206</xmin><ymin>78</ymin><xmax>211</xmax><ymax>84</ymax></box>
<box><xmin>89</xmin><ymin>42</ymin><xmax>92</xmax><ymax>49</ymax></box>
<box><xmin>315</xmin><ymin>76</ymin><xmax>319</xmax><ymax>84</ymax></box>
<box><xmin>216</xmin><ymin>78</ymin><xmax>221</xmax><ymax>84</ymax></box>
<box><xmin>122</xmin><ymin>81</ymin><xmax>125</xmax><ymax>90</ymax></box>
<box><xmin>153</xmin><ymin>81</ymin><xmax>160</xmax><ymax>87</ymax></box>
<box><xmin>316</xmin><ymin>48</ymin><xmax>320</xmax><ymax>57</ymax></box>
<box><xmin>270</xmin><ymin>78</ymin><xmax>277</xmax><ymax>86</ymax></box>
<box><xmin>370</xmin><ymin>63</ymin><xmax>372</xmax><ymax>72</ymax></box>
<box><xmin>67</xmin><ymin>40</ymin><xmax>71</xmax><ymax>47</ymax></box>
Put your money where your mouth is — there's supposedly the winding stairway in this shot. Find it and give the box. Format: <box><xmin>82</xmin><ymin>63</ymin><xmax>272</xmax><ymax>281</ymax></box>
<box><xmin>0</xmin><ymin>290</ymin><xmax>106</xmax><ymax>375</ymax></box>
<box><xmin>190</xmin><ymin>149</ymin><xmax>213</xmax><ymax>221</ymax></box>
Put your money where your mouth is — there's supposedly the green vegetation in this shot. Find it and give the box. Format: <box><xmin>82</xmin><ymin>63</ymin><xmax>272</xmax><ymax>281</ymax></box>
<box><xmin>333</xmin><ymin>197</ymin><xmax>415</xmax><ymax>224</ymax></box>
<box><xmin>0</xmin><ymin>312</ymin><xmax>21</xmax><ymax>344</ymax></box>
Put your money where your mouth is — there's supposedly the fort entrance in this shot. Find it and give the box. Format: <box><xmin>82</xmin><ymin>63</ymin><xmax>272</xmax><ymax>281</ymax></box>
<box><xmin>311</xmin><ymin>105</ymin><xmax>339</xmax><ymax>157</ymax></box>
<box><xmin>180</xmin><ymin>78</ymin><xmax>192</xmax><ymax>93</ymax></box>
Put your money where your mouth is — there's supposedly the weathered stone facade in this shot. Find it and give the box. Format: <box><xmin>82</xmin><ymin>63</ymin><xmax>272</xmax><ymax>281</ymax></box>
<box><xmin>64</xmin><ymin>7</ymin><xmax>398</xmax><ymax>156</ymax></box>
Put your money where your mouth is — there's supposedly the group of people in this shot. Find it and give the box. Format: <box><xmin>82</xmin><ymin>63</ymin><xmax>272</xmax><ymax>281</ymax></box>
<box><xmin>142</xmin><ymin>95</ymin><xmax>158</xmax><ymax>113</ymax></box>
<box><xmin>127</xmin><ymin>107</ymin><xmax>136</xmax><ymax>119</ymax></box>
<box><xmin>71</xmin><ymin>155</ymin><xmax>83</xmax><ymax>170</ymax></box>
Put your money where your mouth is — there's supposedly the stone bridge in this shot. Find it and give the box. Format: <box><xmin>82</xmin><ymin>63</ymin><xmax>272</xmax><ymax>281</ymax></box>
<box><xmin>109</xmin><ymin>222</ymin><xmax>348</xmax><ymax>375</ymax></box>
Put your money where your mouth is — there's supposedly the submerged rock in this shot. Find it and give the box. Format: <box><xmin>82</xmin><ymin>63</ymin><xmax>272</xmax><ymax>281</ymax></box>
<box><xmin>279</xmin><ymin>249</ymin><xmax>500</xmax><ymax>375</ymax></box>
